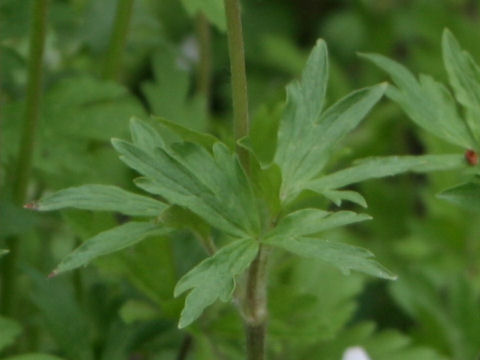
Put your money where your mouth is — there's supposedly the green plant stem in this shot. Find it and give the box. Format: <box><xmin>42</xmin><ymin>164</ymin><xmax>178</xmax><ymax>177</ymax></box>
<box><xmin>244</xmin><ymin>245</ymin><xmax>268</xmax><ymax>360</ymax></box>
<box><xmin>195</xmin><ymin>12</ymin><xmax>212</xmax><ymax>105</ymax></box>
<box><xmin>224</xmin><ymin>0</ymin><xmax>267</xmax><ymax>358</ymax></box>
<box><xmin>1</xmin><ymin>0</ymin><xmax>49</xmax><ymax>316</ymax></box>
<box><xmin>224</xmin><ymin>0</ymin><xmax>250</xmax><ymax>172</ymax></box>
<box><xmin>103</xmin><ymin>0</ymin><xmax>134</xmax><ymax>81</ymax></box>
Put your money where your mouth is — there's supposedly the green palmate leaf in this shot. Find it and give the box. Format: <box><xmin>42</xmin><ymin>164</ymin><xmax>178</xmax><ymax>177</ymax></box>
<box><xmin>442</xmin><ymin>29</ymin><xmax>480</xmax><ymax>142</ymax></box>
<box><xmin>361</xmin><ymin>52</ymin><xmax>477</xmax><ymax>149</ymax></box>
<box><xmin>306</xmin><ymin>154</ymin><xmax>466</xmax><ymax>193</ymax></box>
<box><xmin>274</xmin><ymin>39</ymin><xmax>327</xmax><ymax>196</ymax></box>
<box><xmin>437</xmin><ymin>181</ymin><xmax>480</xmax><ymax>211</ymax></box>
<box><xmin>265</xmin><ymin>208</ymin><xmax>371</xmax><ymax>240</ymax></box>
<box><xmin>180</xmin><ymin>0</ymin><xmax>226</xmax><ymax>32</ymax></box>
<box><xmin>41</xmin><ymin>76</ymin><xmax>145</xmax><ymax>141</ymax></box>
<box><xmin>442</xmin><ymin>29</ymin><xmax>480</xmax><ymax>115</ymax></box>
<box><xmin>32</xmin><ymin>185</ymin><xmax>168</xmax><ymax>217</ymax></box>
<box><xmin>0</xmin><ymin>316</ymin><xmax>21</xmax><ymax>351</ymax></box>
<box><xmin>112</xmin><ymin>137</ymin><xmax>260</xmax><ymax>238</ymax></box>
<box><xmin>2</xmin><ymin>75</ymin><xmax>145</xmax><ymax>184</ymax></box>
<box><xmin>174</xmin><ymin>238</ymin><xmax>259</xmax><ymax>328</ymax></box>
<box><xmin>275</xmin><ymin>40</ymin><xmax>387</xmax><ymax>201</ymax></box>
<box><xmin>265</xmin><ymin>237</ymin><xmax>395</xmax><ymax>280</ymax></box>
<box><xmin>152</xmin><ymin>116</ymin><xmax>218</xmax><ymax>150</ymax></box>
<box><xmin>51</xmin><ymin>222</ymin><xmax>168</xmax><ymax>276</ymax></box>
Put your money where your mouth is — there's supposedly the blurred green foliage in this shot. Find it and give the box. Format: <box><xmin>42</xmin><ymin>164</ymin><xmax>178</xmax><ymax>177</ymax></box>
<box><xmin>1</xmin><ymin>0</ymin><xmax>480</xmax><ymax>359</ymax></box>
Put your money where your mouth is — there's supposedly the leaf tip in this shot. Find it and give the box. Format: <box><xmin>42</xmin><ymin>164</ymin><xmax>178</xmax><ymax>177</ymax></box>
<box><xmin>47</xmin><ymin>270</ymin><xmax>58</xmax><ymax>279</ymax></box>
<box><xmin>23</xmin><ymin>202</ymin><xmax>38</xmax><ymax>210</ymax></box>
<box><xmin>315</xmin><ymin>38</ymin><xmax>326</xmax><ymax>48</ymax></box>
<box><xmin>110</xmin><ymin>137</ymin><xmax>121</xmax><ymax>146</ymax></box>
<box><xmin>442</xmin><ymin>27</ymin><xmax>453</xmax><ymax>39</ymax></box>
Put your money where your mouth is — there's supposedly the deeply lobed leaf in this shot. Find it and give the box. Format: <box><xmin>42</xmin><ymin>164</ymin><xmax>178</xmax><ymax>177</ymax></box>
<box><xmin>361</xmin><ymin>52</ymin><xmax>476</xmax><ymax>149</ymax></box>
<box><xmin>174</xmin><ymin>238</ymin><xmax>259</xmax><ymax>328</ymax></box>
<box><xmin>275</xmin><ymin>40</ymin><xmax>387</xmax><ymax>202</ymax></box>
<box><xmin>112</xmin><ymin>134</ymin><xmax>260</xmax><ymax>238</ymax></box>
<box><xmin>442</xmin><ymin>29</ymin><xmax>480</xmax><ymax>142</ymax></box>
<box><xmin>442</xmin><ymin>29</ymin><xmax>480</xmax><ymax>116</ymax></box>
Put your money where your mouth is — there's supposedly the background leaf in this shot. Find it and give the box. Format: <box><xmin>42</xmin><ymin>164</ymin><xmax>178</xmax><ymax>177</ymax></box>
<box><xmin>180</xmin><ymin>0</ymin><xmax>226</xmax><ymax>32</ymax></box>
<box><xmin>0</xmin><ymin>316</ymin><xmax>21</xmax><ymax>352</ymax></box>
<box><xmin>437</xmin><ymin>181</ymin><xmax>480</xmax><ymax>211</ymax></box>
<box><xmin>3</xmin><ymin>355</ymin><xmax>66</xmax><ymax>360</ymax></box>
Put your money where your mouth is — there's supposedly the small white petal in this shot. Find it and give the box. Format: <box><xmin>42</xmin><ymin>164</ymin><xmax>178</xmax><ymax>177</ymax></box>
<box><xmin>341</xmin><ymin>346</ymin><xmax>371</xmax><ymax>360</ymax></box>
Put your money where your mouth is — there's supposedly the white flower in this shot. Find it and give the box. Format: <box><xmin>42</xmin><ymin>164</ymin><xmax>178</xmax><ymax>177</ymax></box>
<box><xmin>341</xmin><ymin>346</ymin><xmax>371</xmax><ymax>360</ymax></box>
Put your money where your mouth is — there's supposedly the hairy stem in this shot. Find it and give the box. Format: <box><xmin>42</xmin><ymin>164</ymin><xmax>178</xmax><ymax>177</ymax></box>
<box><xmin>244</xmin><ymin>245</ymin><xmax>269</xmax><ymax>360</ymax></box>
<box><xmin>1</xmin><ymin>0</ymin><xmax>49</xmax><ymax>315</ymax></box>
<box><xmin>103</xmin><ymin>0</ymin><xmax>134</xmax><ymax>81</ymax></box>
<box><xmin>224</xmin><ymin>0</ymin><xmax>268</xmax><ymax>358</ymax></box>
<box><xmin>195</xmin><ymin>12</ymin><xmax>212</xmax><ymax>105</ymax></box>
<box><xmin>224</xmin><ymin>0</ymin><xmax>250</xmax><ymax>172</ymax></box>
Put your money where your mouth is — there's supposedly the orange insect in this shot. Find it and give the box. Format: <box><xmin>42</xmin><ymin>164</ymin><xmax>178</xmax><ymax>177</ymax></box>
<box><xmin>465</xmin><ymin>149</ymin><xmax>478</xmax><ymax>166</ymax></box>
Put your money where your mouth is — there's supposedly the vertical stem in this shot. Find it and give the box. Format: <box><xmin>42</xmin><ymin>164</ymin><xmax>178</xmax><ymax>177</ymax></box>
<box><xmin>224</xmin><ymin>0</ymin><xmax>250</xmax><ymax>171</ymax></box>
<box><xmin>1</xmin><ymin>0</ymin><xmax>49</xmax><ymax>315</ymax></box>
<box><xmin>195</xmin><ymin>12</ymin><xmax>212</xmax><ymax>105</ymax></box>
<box><xmin>103</xmin><ymin>0</ymin><xmax>134</xmax><ymax>81</ymax></box>
<box><xmin>244</xmin><ymin>246</ymin><xmax>268</xmax><ymax>360</ymax></box>
<box><xmin>224</xmin><ymin>1</ymin><xmax>267</xmax><ymax>358</ymax></box>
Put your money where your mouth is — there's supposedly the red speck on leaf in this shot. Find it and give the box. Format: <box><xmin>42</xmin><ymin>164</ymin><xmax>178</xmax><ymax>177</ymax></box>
<box><xmin>465</xmin><ymin>149</ymin><xmax>478</xmax><ymax>166</ymax></box>
<box><xmin>24</xmin><ymin>202</ymin><xmax>38</xmax><ymax>210</ymax></box>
